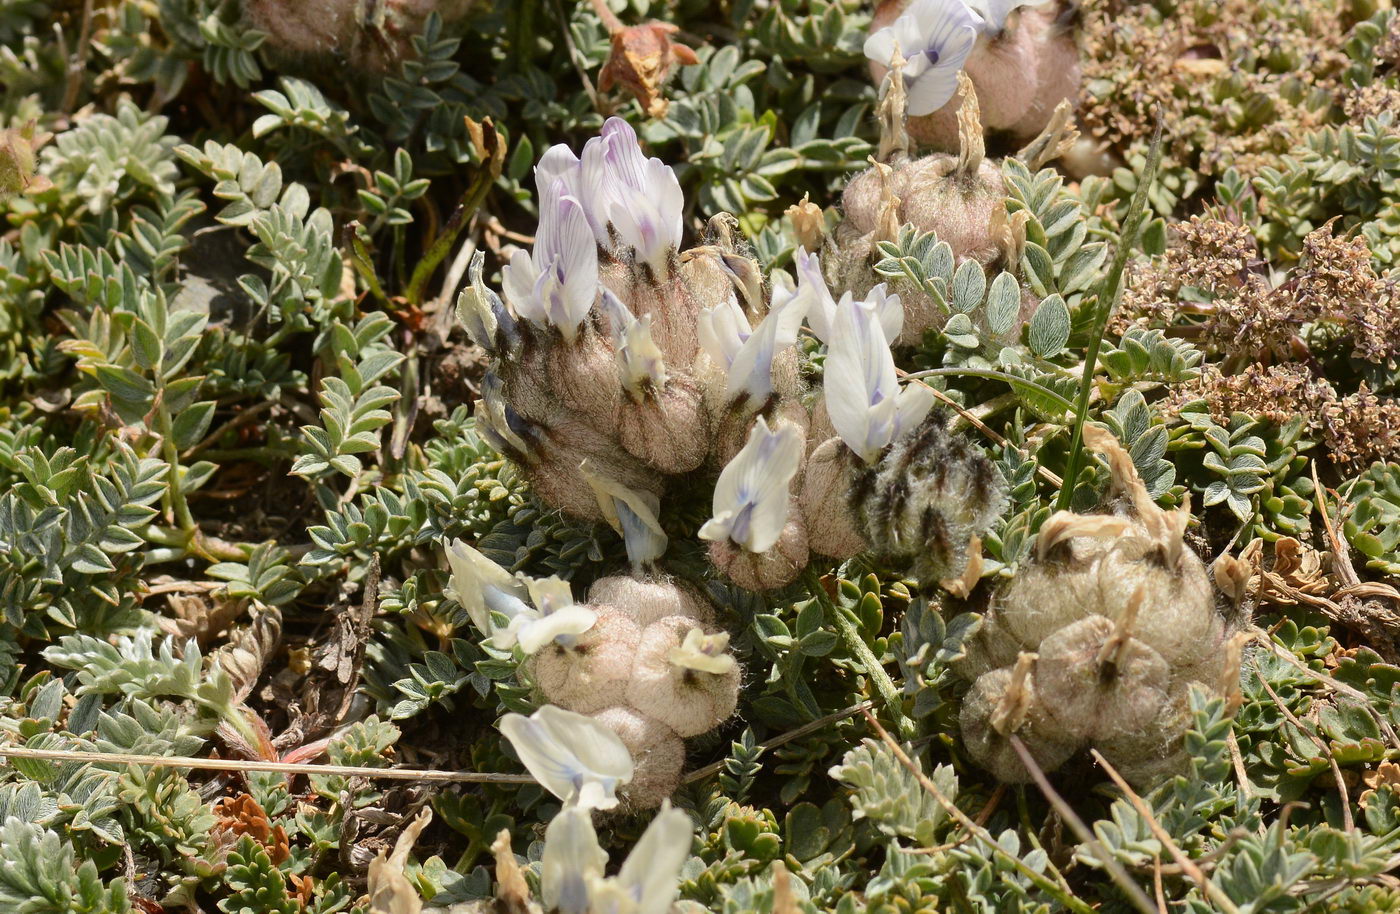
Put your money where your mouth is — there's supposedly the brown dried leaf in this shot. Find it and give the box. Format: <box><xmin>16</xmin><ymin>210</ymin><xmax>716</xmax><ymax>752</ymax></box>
<box><xmin>368</xmin><ymin>808</ymin><xmax>433</xmax><ymax>914</ymax></box>
<box><xmin>597</xmin><ymin>22</ymin><xmax>698</xmax><ymax>118</ymax></box>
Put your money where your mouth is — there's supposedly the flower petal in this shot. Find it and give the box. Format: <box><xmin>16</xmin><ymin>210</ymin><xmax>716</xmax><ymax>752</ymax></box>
<box><xmin>444</xmin><ymin>539</ymin><xmax>529</xmax><ymax>636</ymax></box>
<box><xmin>727</xmin><ymin>288</ymin><xmax>809</xmax><ymax>402</ymax></box>
<box><xmin>500</xmin><ymin>705</ymin><xmax>632</xmax><ymax>811</ymax></box>
<box><xmin>616</xmin><ymin>801</ymin><xmax>695</xmax><ymax>914</ymax></box>
<box><xmin>702</xmin><ymin>416</ymin><xmax>804</xmax><ymax>553</ymax></box>
<box><xmin>541</xmin><ymin>807</ymin><xmax>607</xmax><ymax>914</ymax></box>
<box><xmin>517</xmin><ymin>604</ymin><xmax>600</xmax><ymax>655</ymax></box>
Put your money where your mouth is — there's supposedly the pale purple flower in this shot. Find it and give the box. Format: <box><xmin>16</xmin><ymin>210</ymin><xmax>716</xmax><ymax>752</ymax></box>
<box><xmin>698</xmin><ymin>290</ymin><xmax>808</xmax><ymax>404</ymax></box>
<box><xmin>864</xmin><ymin>0</ymin><xmax>983</xmax><ymax>116</ymax></box>
<box><xmin>825</xmin><ymin>294</ymin><xmax>936</xmax><ymax>464</ymax></box>
<box><xmin>966</xmin><ymin>0</ymin><xmax>1050</xmax><ymax>33</ymax></box>
<box><xmin>699</xmin><ymin>417</ymin><xmax>803</xmax><ymax>553</ymax></box>
<box><xmin>580</xmin><ymin>460</ymin><xmax>669</xmax><ymax>569</ymax></box>
<box><xmin>502</xmin><ymin>163</ymin><xmax>599</xmax><ymax>341</ymax></box>
<box><xmin>795</xmin><ymin>249</ymin><xmax>903</xmax><ymax>344</ymax></box>
<box><xmin>578</xmin><ymin>118</ymin><xmax>685</xmax><ymax>272</ymax></box>
<box><xmin>529</xmin><ymin>119</ymin><xmax>683</xmax><ymax>273</ymax></box>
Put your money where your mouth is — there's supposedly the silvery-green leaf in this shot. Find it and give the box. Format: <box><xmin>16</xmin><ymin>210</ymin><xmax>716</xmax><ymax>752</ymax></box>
<box><xmin>1027</xmin><ymin>294</ymin><xmax>1070</xmax><ymax>358</ymax></box>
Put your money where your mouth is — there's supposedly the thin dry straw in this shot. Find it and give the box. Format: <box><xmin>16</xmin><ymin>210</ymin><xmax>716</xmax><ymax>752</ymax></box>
<box><xmin>0</xmin><ymin>700</ymin><xmax>877</xmax><ymax>787</ymax></box>
<box><xmin>0</xmin><ymin>747</ymin><xmax>534</xmax><ymax>784</ymax></box>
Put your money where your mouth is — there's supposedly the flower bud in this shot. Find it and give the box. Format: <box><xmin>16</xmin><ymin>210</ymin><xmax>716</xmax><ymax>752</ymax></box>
<box><xmin>625</xmin><ymin>616</ymin><xmax>741</xmax><ymax>737</ymax></box>
<box><xmin>591</xmin><ymin>706</ymin><xmax>686</xmax><ymax>810</ymax></box>
<box><xmin>531</xmin><ymin>609</ymin><xmax>642</xmax><ymax>714</ymax></box>
<box><xmin>609</xmin><ymin>265</ymin><xmax>703</xmax><ymax>369</ymax></box>
<box><xmin>798</xmin><ymin>438</ymin><xmax>867</xmax><ymax>559</ymax></box>
<box><xmin>588</xmin><ymin>575</ymin><xmax>716</xmax><ymax>629</ymax></box>
<box><xmin>547</xmin><ymin>326</ymin><xmax>625</xmax><ymax>439</ymax></box>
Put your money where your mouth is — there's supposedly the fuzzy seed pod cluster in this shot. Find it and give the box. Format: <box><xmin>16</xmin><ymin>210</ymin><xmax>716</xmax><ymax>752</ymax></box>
<box><xmin>831</xmin><ymin>71</ymin><xmax>1032</xmax><ymax>346</ymax></box>
<box><xmin>244</xmin><ymin>0</ymin><xmax>476</xmax><ymax>71</ymax></box>
<box><xmin>865</xmin><ymin>0</ymin><xmax>1081</xmax><ymax>151</ymax></box>
<box><xmin>954</xmin><ymin>427</ymin><xmax>1249</xmax><ymax>787</ymax></box>
<box><xmin>531</xmin><ymin>575</ymin><xmax>740</xmax><ymax>809</ymax></box>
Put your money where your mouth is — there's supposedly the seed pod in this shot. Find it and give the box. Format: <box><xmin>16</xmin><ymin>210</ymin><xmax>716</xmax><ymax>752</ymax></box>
<box><xmin>244</xmin><ymin>0</ymin><xmax>358</xmax><ymax>55</ymax></box>
<box><xmin>625</xmin><ymin>616</ymin><xmax>741</xmax><ymax>737</ymax></box>
<box><xmin>851</xmin><ymin>411</ymin><xmax>1007</xmax><ymax>584</ymax></box>
<box><xmin>1032</xmin><ymin>612</ymin><xmax>1171</xmax><ymax>742</ymax></box>
<box><xmin>591</xmin><ymin>706</ymin><xmax>686</xmax><ymax>810</ymax></box>
<box><xmin>617</xmin><ymin>375</ymin><xmax>711</xmax><ymax>474</ymax></box>
<box><xmin>547</xmin><ymin>326</ymin><xmax>624</xmax><ymax>438</ymax></box>
<box><xmin>531</xmin><ymin>610</ymin><xmax>641</xmax><ymax>714</ymax></box>
<box><xmin>588</xmin><ymin>575</ymin><xmax>716</xmax><ymax>629</ymax></box>
<box><xmin>1094</xmin><ymin>686</ymin><xmax>1194</xmax><ymax>787</ymax></box>
<box><xmin>960</xmin><ymin>653</ymin><xmax>1078</xmax><ymax>783</ymax></box>
<box><xmin>708</xmin><ymin>513</ymin><xmax>810</xmax><ymax>592</ymax></box>
<box><xmin>799</xmin><ymin>437</ymin><xmax>867</xmax><ymax>559</ymax></box>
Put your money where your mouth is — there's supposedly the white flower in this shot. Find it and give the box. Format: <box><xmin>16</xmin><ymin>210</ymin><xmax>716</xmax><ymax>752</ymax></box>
<box><xmin>965</xmin><ymin>0</ymin><xmax>1049</xmax><ymax>33</ymax></box>
<box><xmin>507</xmin><ymin>575</ymin><xmax>599</xmax><ymax>655</ymax></box>
<box><xmin>444</xmin><ymin>538</ymin><xmax>530</xmax><ymax>637</ymax></box>
<box><xmin>697</xmin><ymin>292</ymin><xmax>751</xmax><ymax>371</ymax></box>
<box><xmin>579</xmin><ymin>118</ymin><xmax>685</xmax><ymax>272</ymax></box>
<box><xmin>541</xmin><ymin>803</ymin><xmax>694</xmax><ymax>914</ymax></box>
<box><xmin>668</xmin><ymin>628</ymin><xmax>736</xmax><ymax>676</ymax></box>
<box><xmin>863</xmin><ymin>0</ymin><xmax>983</xmax><ymax>116</ymax></box>
<box><xmin>540</xmin><ymin>806</ymin><xmax>607</xmax><ymax>914</ymax></box>
<box><xmin>825</xmin><ymin>293</ymin><xmax>936</xmax><ymax>464</ymax></box>
<box><xmin>444</xmin><ymin>539</ymin><xmax>596</xmax><ymax>654</ymax></box>
<box><xmin>499</xmin><ymin>705</ymin><xmax>634</xmax><ymax>811</ymax></box>
<box><xmin>579</xmin><ymin>461</ymin><xmax>669</xmax><ymax>568</ymax></box>
<box><xmin>501</xmin><ymin>162</ymin><xmax>599</xmax><ymax>341</ymax></box>
<box><xmin>795</xmin><ymin>248</ymin><xmax>903</xmax><ymax>345</ymax></box>
<box><xmin>698</xmin><ymin>290</ymin><xmax>808</xmax><ymax>404</ymax></box>
<box><xmin>699</xmin><ymin>416</ymin><xmax>803</xmax><ymax>553</ymax></box>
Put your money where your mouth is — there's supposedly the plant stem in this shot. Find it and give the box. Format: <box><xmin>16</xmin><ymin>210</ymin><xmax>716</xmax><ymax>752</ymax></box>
<box><xmin>805</xmin><ymin>570</ymin><xmax>915</xmax><ymax>740</ymax></box>
<box><xmin>901</xmin><ymin>367</ymin><xmax>1076</xmax><ymax>416</ymax></box>
<box><xmin>1054</xmin><ymin>119</ymin><xmax>1164</xmax><ymax>512</ymax></box>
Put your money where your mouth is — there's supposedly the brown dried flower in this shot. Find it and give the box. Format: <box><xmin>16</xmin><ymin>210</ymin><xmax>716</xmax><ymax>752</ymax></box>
<box><xmin>593</xmin><ymin>2</ymin><xmax>699</xmax><ymax>119</ymax></box>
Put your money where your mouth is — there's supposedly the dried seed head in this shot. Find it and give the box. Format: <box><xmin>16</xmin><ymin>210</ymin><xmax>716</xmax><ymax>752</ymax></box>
<box><xmin>1032</xmin><ymin>612</ymin><xmax>1171</xmax><ymax>742</ymax></box>
<box><xmin>851</xmin><ymin>411</ymin><xmax>1007</xmax><ymax>584</ymax></box>
<box><xmin>531</xmin><ymin>609</ymin><xmax>642</xmax><ymax>714</ymax></box>
<box><xmin>960</xmin><ymin>653</ymin><xmax>1078</xmax><ymax>783</ymax></box>
<box><xmin>957</xmin><ymin>425</ymin><xmax>1244</xmax><ymax>787</ymax></box>
<box><xmin>591</xmin><ymin>706</ymin><xmax>686</xmax><ymax>810</ymax></box>
<box><xmin>625</xmin><ymin>616</ymin><xmax>741</xmax><ymax>737</ymax></box>
<box><xmin>588</xmin><ymin>575</ymin><xmax>716</xmax><ymax>629</ymax></box>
